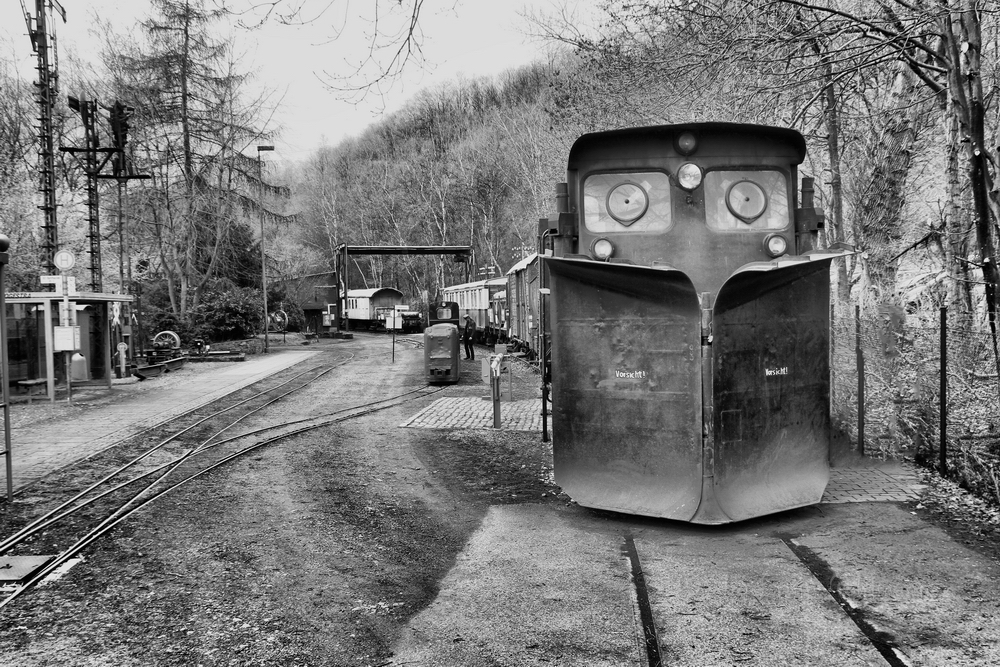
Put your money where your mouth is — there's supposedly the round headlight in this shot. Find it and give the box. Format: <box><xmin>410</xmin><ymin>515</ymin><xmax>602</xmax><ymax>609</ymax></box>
<box><xmin>764</xmin><ymin>234</ymin><xmax>788</xmax><ymax>258</ymax></box>
<box><xmin>675</xmin><ymin>131</ymin><xmax>698</xmax><ymax>155</ymax></box>
<box><xmin>592</xmin><ymin>237</ymin><xmax>615</xmax><ymax>260</ymax></box>
<box><xmin>677</xmin><ymin>163</ymin><xmax>702</xmax><ymax>190</ymax></box>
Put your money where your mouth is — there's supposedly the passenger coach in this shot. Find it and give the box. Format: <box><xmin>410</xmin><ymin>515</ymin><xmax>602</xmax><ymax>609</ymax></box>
<box><xmin>441</xmin><ymin>278</ymin><xmax>506</xmax><ymax>343</ymax></box>
<box><xmin>541</xmin><ymin>122</ymin><xmax>852</xmax><ymax>524</ymax></box>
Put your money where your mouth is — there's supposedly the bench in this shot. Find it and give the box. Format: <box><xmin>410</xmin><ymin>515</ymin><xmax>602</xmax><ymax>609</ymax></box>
<box><xmin>16</xmin><ymin>379</ymin><xmax>48</xmax><ymax>403</ymax></box>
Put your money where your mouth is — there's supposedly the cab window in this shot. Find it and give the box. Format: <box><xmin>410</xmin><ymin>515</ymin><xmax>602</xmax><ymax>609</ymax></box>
<box><xmin>704</xmin><ymin>169</ymin><xmax>790</xmax><ymax>231</ymax></box>
<box><xmin>583</xmin><ymin>172</ymin><xmax>672</xmax><ymax>233</ymax></box>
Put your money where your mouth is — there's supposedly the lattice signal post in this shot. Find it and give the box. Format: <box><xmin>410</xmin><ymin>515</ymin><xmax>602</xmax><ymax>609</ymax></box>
<box><xmin>23</xmin><ymin>0</ymin><xmax>66</xmax><ymax>275</ymax></box>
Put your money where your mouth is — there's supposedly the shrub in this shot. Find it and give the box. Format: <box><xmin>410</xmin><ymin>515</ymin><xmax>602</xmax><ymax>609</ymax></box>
<box><xmin>190</xmin><ymin>287</ymin><xmax>264</xmax><ymax>342</ymax></box>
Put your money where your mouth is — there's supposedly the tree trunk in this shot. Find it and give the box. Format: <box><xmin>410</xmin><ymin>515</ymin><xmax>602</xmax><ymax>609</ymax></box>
<box><xmin>954</xmin><ymin>3</ymin><xmax>1000</xmax><ymax>391</ymax></box>
<box><xmin>856</xmin><ymin>64</ymin><xmax>919</xmax><ymax>305</ymax></box>
<box><xmin>820</xmin><ymin>59</ymin><xmax>850</xmax><ymax>306</ymax></box>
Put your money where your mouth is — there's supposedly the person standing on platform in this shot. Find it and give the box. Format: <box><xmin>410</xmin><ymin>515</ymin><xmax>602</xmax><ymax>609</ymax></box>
<box><xmin>463</xmin><ymin>315</ymin><xmax>477</xmax><ymax>360</ymax></box>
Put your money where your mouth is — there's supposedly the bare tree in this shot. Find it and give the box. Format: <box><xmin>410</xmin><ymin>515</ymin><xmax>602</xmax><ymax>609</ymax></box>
<box><xmin>219</xmin><ymin>0</ymin><xmax>432</xmax><ymax>104</ymax></box>
<box><xmin>0</xmin><ymin>58</ymin><xmax>44</xmax><ymax>289</ymax></box>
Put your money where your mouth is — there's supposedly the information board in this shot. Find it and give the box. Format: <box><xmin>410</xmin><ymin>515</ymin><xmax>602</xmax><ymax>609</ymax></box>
<box><xmin>54</xmin><ymin>326</ymin><xmax>81</xmax><ymax>352</ymax></box>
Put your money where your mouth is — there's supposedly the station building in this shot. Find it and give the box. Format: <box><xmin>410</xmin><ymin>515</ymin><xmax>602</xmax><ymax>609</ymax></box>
<box><xmin>4</xmin><ymin>287</ymin><xmax>135</xmax><ymax>401</ymax></box>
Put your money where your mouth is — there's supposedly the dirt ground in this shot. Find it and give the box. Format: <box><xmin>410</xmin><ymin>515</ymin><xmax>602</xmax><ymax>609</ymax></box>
<box><xmin>0</xmin><ymin>333</ymin><xmax>996</xmax><ymax>666</ymax></box>
<box><xmin>0</xmin><ymin>335</ymin><xmax>563</xmax><ymax>666</ymax></box>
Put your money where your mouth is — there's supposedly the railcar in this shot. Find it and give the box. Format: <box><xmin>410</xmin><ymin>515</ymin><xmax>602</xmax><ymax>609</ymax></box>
<box><xmin>441</xmin><ymin>277</ymin><xmax>507</xmax><ymax>343</ymax></box>
<box><xmin>490</xmin><ymin>290</ymin><xmax>508</xmax><ymax>345</ymax></box>
<box><xmin>540</xmin><ymin>122</ymin><xmax>852</xmax><ymax>524</ymax></box>
<box><xmin>384</xmin><ymin>305</ymin><xmax>424</xmax><ymax>334</ymax></box>
<box><xmin>506</xmin><ymin>253</ymin><xmax>540</xmax><ymax>357</ymax></box>
<box><xmin>342</xmin><ymin>288</ymin><xmax>404</xmax><ymax>331</ymax></box>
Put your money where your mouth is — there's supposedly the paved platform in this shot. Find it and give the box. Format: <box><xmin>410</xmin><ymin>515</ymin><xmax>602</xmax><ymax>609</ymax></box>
<box><xmin>403</xmin><ymin>396</ymin><xmax>925</xmax><ymax>506</ymax></box>
<box><xmin>4</xmin><ymin>350</ymin><xmax>317</xmax><ymax>492</ymax></box>
<box><xmin>401</xmin><ymin>396</ymin><xmax>542</xmax><ymax>432</ymax></box>
<box><xmin>824</xmin><ymin>463</ymin><xmax>925</xmax><ymax>503</ymax></box>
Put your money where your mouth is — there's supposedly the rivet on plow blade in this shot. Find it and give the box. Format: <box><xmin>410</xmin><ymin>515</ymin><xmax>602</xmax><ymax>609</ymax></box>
<box><xmin>0</xmin><ymin>556</ymin><xmax>55</xmax><ymax>584</ymax></box>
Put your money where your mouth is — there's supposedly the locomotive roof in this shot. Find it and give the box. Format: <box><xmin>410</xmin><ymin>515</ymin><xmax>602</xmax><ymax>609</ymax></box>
<box><xmin>569</xmin><ymin>122</ymin><xmax>807</xmax><ymax>165</ymax></box>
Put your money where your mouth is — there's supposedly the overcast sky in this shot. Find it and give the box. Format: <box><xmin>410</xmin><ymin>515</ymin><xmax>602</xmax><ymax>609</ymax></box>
<box><xmin>1</xmin><ymin>0</ymin><xmax>561</xmax><ymax>163</ymax></box>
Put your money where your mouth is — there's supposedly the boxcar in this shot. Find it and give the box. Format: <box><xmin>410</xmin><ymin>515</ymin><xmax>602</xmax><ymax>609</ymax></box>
<box><xmin>506</xmin><ymin>253</ymin><xmax>540</xmax><ymax>357</ymax></box>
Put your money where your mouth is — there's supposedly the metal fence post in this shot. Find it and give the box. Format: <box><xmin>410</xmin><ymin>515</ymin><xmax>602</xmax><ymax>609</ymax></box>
<box><xmin>856</xmin><ymin>304</ymin><xmax>865</xmax><ymax>456</ymax></box>
<box><xmin>940</xmin><ymin>306</ymin><xmax>948</xmax><ymax>475</ymax></box>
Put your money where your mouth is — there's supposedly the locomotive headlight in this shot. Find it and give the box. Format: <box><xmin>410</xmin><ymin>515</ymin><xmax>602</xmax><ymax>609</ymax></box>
<box><xmin>677</xmin><ymin>163</ymin><xmax>703</xmax><ymax>190</ymax></box>
<box><xmin>764</xmin><ymin>233</ymin><xmax>788</xmax><ymax>258</ymax></box>
<box><xmin>592</xmin><ymin>237</ymin><xmax>615</xmax><ymax>260</ymax></box>
<box><xmin>675</xmin><ymin>131</ymin><xmax>698</xmax><ymax>155</ymax></box>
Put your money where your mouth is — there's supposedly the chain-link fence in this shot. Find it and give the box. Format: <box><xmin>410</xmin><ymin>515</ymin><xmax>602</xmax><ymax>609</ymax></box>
<box><xmin>831</xmin><ymin>305</ymin><xmax>1000</xmax><ymax>506</ymax></box>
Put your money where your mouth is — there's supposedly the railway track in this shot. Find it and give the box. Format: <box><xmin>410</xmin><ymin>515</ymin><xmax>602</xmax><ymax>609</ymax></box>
<box><xmin>9</xmin><ymin>353</ymin><xmax>353</xmax><ymax>496</ymax></box>
<box><xmin>0</xmin><ymin>360</ymin><xmax>445</xmax><ymax>610</ymax></box>
<box><xmin>622</xmin><ymin>534</ymin><xmax>914</xmax><ymax>667</ymax></box>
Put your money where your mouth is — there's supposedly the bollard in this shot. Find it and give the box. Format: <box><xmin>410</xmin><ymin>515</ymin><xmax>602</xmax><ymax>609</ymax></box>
<box><xmin>490</xmin><ymin>353</ymin><xmax>503</xmax><ymax>429</ymax></box>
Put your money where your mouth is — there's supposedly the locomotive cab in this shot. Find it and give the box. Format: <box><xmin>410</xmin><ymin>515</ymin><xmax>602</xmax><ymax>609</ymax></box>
<box><xmin>542</xmin><ymin>123</ymin><xmax>853</xmax><ymax>523</ymax></box>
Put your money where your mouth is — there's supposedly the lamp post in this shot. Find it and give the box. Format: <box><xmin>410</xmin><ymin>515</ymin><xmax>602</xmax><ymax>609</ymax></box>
<box><xmin>0</xmin><ymin>234</ymin><xmax>11</xmax><ymax>499</ymax></box>
<box><xmin>257</xmin><ymin>145</ymin><xmax>274</xmax><ymax>353</ymax></box>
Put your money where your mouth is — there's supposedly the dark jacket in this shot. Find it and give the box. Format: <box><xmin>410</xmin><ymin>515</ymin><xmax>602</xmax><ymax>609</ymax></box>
<box><xmin>463</xmin><ymin>319</ymin><xmax>477</xmax><ymax>340</ymax></box>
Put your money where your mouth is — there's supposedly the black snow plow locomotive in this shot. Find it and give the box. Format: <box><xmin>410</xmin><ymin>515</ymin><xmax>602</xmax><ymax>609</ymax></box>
<box><xmin>541</xmin><ymin>122</ymin><xmax>852</xmax><ymax>524</ymax></box>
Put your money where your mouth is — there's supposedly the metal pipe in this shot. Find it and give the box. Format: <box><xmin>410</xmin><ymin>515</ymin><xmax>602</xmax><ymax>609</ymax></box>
<box><xmin>538</xmin><ymin>226</ymin><xmax>552</xmax><ymax>443</ymax></box>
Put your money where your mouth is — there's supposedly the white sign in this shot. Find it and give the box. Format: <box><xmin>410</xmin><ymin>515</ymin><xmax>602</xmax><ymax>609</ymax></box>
<box><xmin>54</xmin><ymin>325</ymin><xmax>81</xmax><ymax>352</ymax></box>
<box><xmin>53</xmin><ymin>250</ymin><xmax>75</xmax><ymax>271</ymax></box>
<box><xmin>40</xmin><ymin>275</ymin><xmax>77</xmax><ymax>295</ymax></box>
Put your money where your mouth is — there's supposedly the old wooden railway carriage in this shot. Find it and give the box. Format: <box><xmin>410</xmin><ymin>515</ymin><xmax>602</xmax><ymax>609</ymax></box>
<box><xmin>541</xmin><ymin>122</ymin><xmax>851</xmax><ymax>524</ymax></box>
<box><xmin>441</xmin><ymin>278</ymin><xmax>507</xmax><ymax>343</ymax></box>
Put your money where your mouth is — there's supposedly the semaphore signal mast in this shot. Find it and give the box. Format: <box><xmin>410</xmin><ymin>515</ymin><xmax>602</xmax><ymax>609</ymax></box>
<box><xmin>22</xmin><ymin>0</ymin><xmax>66</xmax><ymax>277</ymax></box>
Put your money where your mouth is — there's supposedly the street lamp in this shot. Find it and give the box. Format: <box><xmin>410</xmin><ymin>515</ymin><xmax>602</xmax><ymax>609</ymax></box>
<box><xmin>257</xmin><ymin>145</ymin><xmax>274</xmax><ymax>353</ymax></box>
<box><xmin>0</xmin><ymin>234</ymin><xmax>11</xmax><ymax>499</ymax></box>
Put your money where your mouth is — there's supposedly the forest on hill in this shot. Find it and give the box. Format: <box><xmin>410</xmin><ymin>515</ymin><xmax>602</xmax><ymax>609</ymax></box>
<box><xmin>1</xmin><ymin>1</ymin><xmax>997</xmax><ymax>328</ymax></box>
